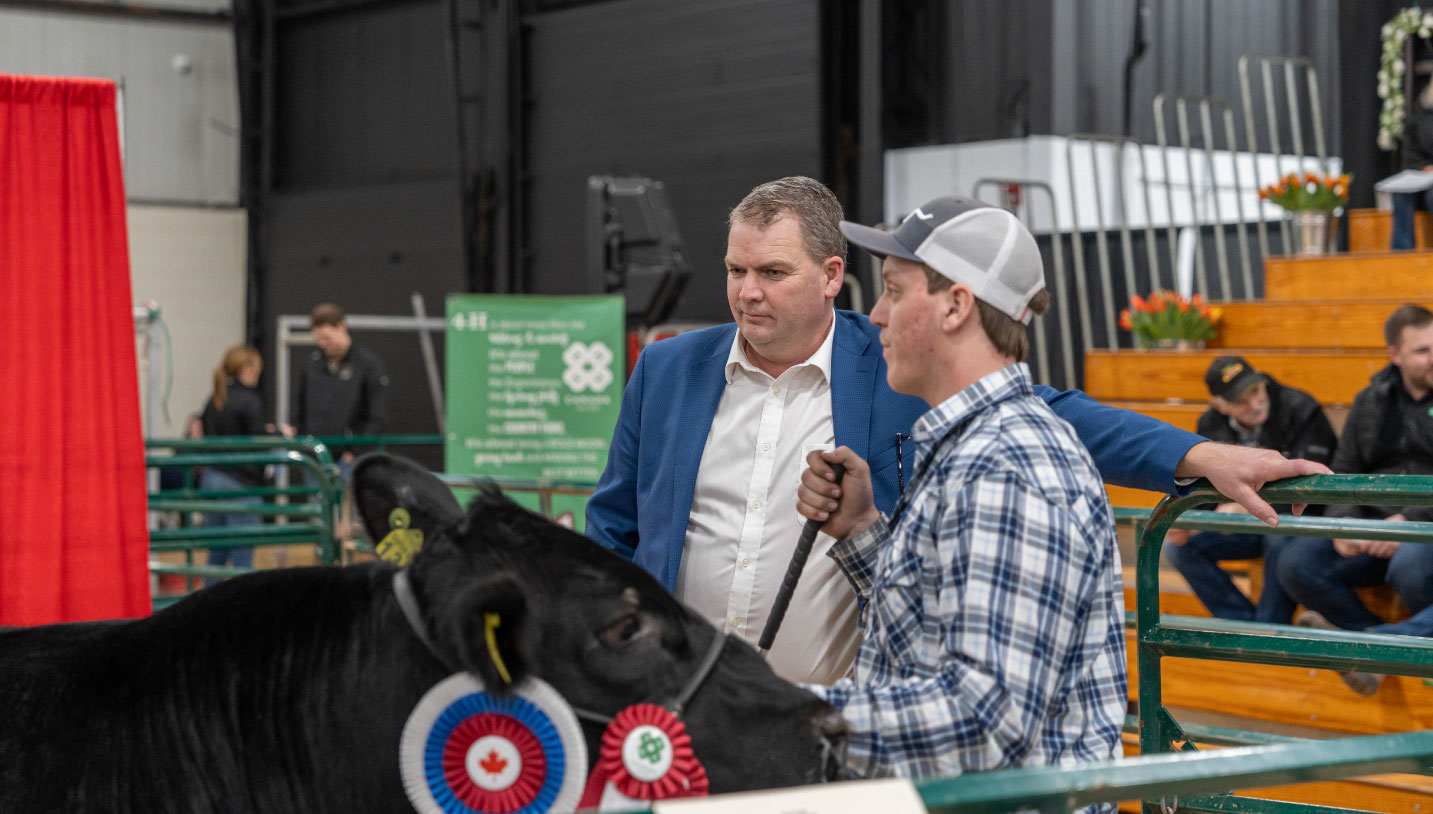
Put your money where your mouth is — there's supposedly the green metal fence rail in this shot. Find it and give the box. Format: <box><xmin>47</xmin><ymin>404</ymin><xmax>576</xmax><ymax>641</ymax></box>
<box><xmin>1128</xmin><ymin>474</ymin><xmax>1433</xmax><ymax>814</ymax></box>
<box><xmin>911</xmin><ymin>728</ymin><xmax>1433</xmax><ymax>814</ymax></box>
<box><xmin>309</xmin><ymin>433</ymin><xmax>444</xmax><ymax>450</ymax></box>
<box><xmin>143</xmin><ymin>443</ymin><xmax>341</xmax><ymax>609</ymax></box>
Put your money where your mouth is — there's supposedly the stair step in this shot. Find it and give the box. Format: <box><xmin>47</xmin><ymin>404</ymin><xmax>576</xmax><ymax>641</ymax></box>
<box><xmin>1085</xmin><ymin>349</ymin><xmax>1383</xmax><ymax>404</ymax></box>
<box><xmin>1210</xmin><ymin>299</ymin><xmax>1432</xmax><ymax>350</ymax></box>
<box><xmin>1348</xmin><ymin>207</ymin><xmax>1433</xmax><ymax>253</ymax></box>
<box><xmin>1265</xmin><ymin>252</ymin><xmax>1433</xmax><ymax>300</ymax></box>
<box><xmin>1101</xmin><ymin>401</ymin><xmax>1206</xmax><ymax>432</ymax></box>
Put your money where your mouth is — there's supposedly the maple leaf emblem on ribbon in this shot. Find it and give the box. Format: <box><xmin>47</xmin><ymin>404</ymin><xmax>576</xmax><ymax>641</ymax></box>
<box><xmin>479</xmin><ymin>750</ymin><xmax>508</xmax><ymax>776</ymax></box>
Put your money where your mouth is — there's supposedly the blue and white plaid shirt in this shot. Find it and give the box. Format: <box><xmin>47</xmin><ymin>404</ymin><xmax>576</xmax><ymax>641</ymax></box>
<box><xmin>807</xmin><ymin>364</ymin><xmax>1126</xmax><ymax>786</ymax></box>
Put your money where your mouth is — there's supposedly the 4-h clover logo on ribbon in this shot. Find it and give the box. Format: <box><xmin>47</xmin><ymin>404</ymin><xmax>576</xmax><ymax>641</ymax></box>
<box><xmin>562</xmin><ymin>341</ymin><xmax>614</xmax><ymax>392</ymax></box>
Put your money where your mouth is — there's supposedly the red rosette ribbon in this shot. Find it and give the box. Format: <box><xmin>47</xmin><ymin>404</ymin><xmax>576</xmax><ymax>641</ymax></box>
<box><xmin>587</xmin><ymin>704</ymin><xmax>709</xmax><ymax>804</ymax></box>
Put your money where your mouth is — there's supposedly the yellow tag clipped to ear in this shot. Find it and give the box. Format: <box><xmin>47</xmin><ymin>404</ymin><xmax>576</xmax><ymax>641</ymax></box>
<box><xmin>485</xmin><ymin>612</ymin><xmax>513</xmax><ymax>685</ymax></box>
<box><xmin>376</xmin><ymin>507</ymin><xmax>424</xmax><ymax>566</ymax></box>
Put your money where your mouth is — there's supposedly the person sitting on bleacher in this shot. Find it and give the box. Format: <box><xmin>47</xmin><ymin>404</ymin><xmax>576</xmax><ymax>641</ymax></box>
<box><xmin>1164</xmin><ymin>357</ymin><xmax>1336</xmax><ymax>623</ymax></box>
<box><xmin>1391</xmin><ymin>81</ymin><xmax>1433</xmax><ymax>250</ymax></box>
<box><xmin>1279</xmin><ymin>304</ymin><xmax>1433</xmax><ymax>695</ymax></box>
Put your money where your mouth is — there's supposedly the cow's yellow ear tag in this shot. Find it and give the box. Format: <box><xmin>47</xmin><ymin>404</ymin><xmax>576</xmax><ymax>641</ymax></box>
<box><xmin>485</xmin><ymin>613</ymin><xmax>513</xmax><ymax>685</ymax></box>
<box><xmin>376</xmin><ymin>507</ymin><xmax>424</xmax><ymax>566</ymax></box>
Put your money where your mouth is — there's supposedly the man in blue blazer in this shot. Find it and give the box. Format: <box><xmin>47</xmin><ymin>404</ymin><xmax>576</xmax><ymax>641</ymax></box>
<box><xmin>586</xmin><ymin>176</ymin><xmax>1328</xmax><ymax>683</ymax></box>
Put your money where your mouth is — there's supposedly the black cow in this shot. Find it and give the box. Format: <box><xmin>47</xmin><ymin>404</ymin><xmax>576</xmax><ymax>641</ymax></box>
<box><xmin>0</xmin><ymin>454</ymin><xmax>845</xmax><ymax>813</ymax></box>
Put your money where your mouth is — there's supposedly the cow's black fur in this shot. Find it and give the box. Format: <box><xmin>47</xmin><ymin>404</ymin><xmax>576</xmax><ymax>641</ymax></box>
<box><xmin>0</xmin><ymin>454</ymin><xmax>843</xmax><ymax>812</ymax></box>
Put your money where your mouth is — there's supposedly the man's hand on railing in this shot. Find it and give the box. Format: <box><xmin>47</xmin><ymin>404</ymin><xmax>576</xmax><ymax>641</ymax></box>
<box><xmin>1174</xmin><ymin>442</ymin><xmax>1333</xmax><ymax>527</ymax></box>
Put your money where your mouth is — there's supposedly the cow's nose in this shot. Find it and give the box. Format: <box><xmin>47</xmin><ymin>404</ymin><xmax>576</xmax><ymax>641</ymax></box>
<box><xmin>814</xmin><ymin>709</ymin><xmax>849</xmax><ymax>782</ymax></box>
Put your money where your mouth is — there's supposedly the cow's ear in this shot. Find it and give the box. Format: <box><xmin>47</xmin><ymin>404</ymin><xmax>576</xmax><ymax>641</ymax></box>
<box><xmin>441</xmin><ymin>574</ymin><xmax>531</xmax><ymax>692</ymax></box>
<box><xmin>350</xmin><ymin>454</ymin><xmax>463</xmax><ymax>549</ymax></box>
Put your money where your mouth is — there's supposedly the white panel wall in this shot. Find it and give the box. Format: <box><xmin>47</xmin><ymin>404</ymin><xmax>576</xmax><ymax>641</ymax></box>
<box><xmin>128</xmin><ymin>204</ymin><xmax>248</xmax><ymax>436</ymax></box>
<box><xmin>0</xmin><ymin>7</ymin><xmax>239</xmax><ymax>205</ymax></box>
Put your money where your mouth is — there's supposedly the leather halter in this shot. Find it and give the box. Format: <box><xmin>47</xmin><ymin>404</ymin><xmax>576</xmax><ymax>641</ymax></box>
<box><xmin>393</xmin><ymin>568</ymin><xmax>728</xmax><ymax>726</ymax></box>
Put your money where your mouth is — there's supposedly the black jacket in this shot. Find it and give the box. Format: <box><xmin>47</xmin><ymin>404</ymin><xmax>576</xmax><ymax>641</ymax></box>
<box><xmin>1405</xmin><ymin>103</ymin><xmax>1433</xmax><ymax>170</ymax></box>
<box><xmin>1196</xmin><ymin>377</ymin><xmax>1338</xmax><ymax>514</ymax></box>
<box><xmin>294</xmin><ymin>342</ymin><xmax>390</xmax><ymax>453</ymax></box>
<box><xmin>1195</xmin><ymin>377</ymin><xmax>1337</xmax><ymax>466</ymax></box>
<box><xmin>1327</xmin><ymin>364</ymin><xmax>1433</xmax><ymax>520</ymax></box>
<box><xmin>200</xmin><ymin>380</ymin><xmax>267</xmax><ymax>485</ymax></box>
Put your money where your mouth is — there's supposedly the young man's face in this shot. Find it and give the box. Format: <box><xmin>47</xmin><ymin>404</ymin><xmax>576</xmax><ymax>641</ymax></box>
<box><xmin>1390</xmin><ymin>322</ymin><xmax>1433</xmax><ymax>394</ymax></box>
<box><xmin>1211</xmin><ymin>381</ymin><xmax>1269</xmax><ymax>428</ymax></box>
<box><xmin>312</xmin><ymin>322</ymin><xmax>351</xmax><ymax>360</ymax></box>
<box><xmin>725</xmin><ymin>214</ymin><xmax>841</xmax><ymax>371</ymax></box>
<box><xmin>870</xmin><ymin>256</ymin><xmax>946</xmax><ymax>402</ymax></box>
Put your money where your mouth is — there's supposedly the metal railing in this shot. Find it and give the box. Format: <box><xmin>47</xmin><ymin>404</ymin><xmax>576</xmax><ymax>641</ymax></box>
<box><xmin>1153</xmin><ymin>94</ymin><xmax>1258</xmax><ymax>300</ymax></box>
<box><xmin>972</xmin><ymin>179</ymin><xmax>1072</xmax><ymax>385</ymax></box>
<box><xmin>1239</xmin><ymin>54</ymin><xmax>1330</xmax><ymax>262</ymax></box>
<box><xmin>1129</xmin><ymin>475</ymin><xmax>1433</xmax><ymax>813</ymax></box>
<box><xmin>144</xmin><ymin>437</ymin><xmax>344</xmax><ymax>608</ymax></box>
<box><xmin>990</xmin><ymin>53</ymin><xmax>1332</xmax><ymax>390</ymax></box>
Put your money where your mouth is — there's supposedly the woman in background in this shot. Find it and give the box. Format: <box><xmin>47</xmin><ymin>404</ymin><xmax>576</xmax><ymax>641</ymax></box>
<box><xmin>199</xmin><ymin>345</ymin><xmax>267</xmax><ymax>582</ymax></box>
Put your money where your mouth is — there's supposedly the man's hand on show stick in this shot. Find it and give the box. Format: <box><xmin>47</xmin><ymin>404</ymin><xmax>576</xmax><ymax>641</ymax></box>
<box><xmin>797</xmin><ymin>447</ymin><xmax>880</xmax><ymax>541</ymax></box>
<box><xmin>1174</xmin><ymin>442</ymin><xmax>1332</xmax><ymax>527</ymax></box>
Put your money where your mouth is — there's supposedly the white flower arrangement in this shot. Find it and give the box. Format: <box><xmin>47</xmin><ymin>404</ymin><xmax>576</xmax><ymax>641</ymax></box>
<box><xmin>1379</xmin><ymin>7</ymin><xmax>1433</xmax><ymax>151</ymax></box>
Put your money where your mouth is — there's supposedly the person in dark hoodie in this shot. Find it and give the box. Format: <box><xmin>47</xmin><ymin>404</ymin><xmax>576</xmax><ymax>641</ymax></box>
<box><xmin>1391</xmin><ymin>81</ymin><xmax>1433</xmax><ymax>250</ymax></box>
<box><xmin>1164</xmin><ymin>356</ymin><xmax>1337</xmax><ymax>623</ymax></box>
<box><xmin>199</xmin><ymin>345</ymin><xmax>268</xmax><ymax>581</ymax></box>
<box><xmin>1279</xmin><ymin>304</ymin><xmax>1433</xmax><ymax>694</ymax></box>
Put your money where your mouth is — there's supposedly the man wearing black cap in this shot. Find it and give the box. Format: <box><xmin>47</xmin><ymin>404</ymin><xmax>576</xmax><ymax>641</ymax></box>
<box><xmin>1164</xmin><ymin>356</ymin><xmax>1336</xmax><ymax>622</ymax></box>
<box><xmin>794</xmin><ymin>197</ymin><xmax>1125</xmax><ymax>783</ymax></box>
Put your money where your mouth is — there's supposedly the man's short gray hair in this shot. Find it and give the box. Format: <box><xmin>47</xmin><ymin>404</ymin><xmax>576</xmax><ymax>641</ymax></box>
<box><xmin>729</xmin><ymin>176</ymin><xmax>847</xmax><ymax>264</ymax></box>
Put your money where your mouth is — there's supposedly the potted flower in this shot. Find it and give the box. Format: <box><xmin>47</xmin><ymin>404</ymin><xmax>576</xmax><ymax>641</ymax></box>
<box><xmin>1119</xmin><ymin>291</ymin><xmax>1222</xmax><ymax>350</ymax></box>
<box><xmin>1257</xmin><ymin>172</ymin><xmax>1350</xmax><ymax>256</ymax></box>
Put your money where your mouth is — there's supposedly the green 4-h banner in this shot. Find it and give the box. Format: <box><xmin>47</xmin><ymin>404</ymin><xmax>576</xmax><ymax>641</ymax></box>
<box><xmin>445</xmin><ymin>295</ymin><xmax>625</xmax><ymax>531</ymax></box>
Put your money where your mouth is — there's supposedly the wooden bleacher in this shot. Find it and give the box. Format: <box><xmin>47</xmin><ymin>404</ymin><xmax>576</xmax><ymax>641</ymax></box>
<box><xmin>1086</xmin><ymin>348</ymin><xmax>1385</xmax><ymax>404</ymax></box>
<box><xmin>1098</xmin><ymin>212</ymin><xmax>1432</xmax><ymax>811</ymax></box>
<box><xmin>1348</xmin><ymin>207</ymin><xmax>1433</xmax><ymax>253</ymax></box>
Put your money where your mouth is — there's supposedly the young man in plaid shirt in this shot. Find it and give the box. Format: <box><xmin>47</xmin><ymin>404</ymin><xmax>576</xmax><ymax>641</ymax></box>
<box><xmin>796</xmin><ymin>197</ymin><xmax>1126</xmax><ymax>787</ymax></box>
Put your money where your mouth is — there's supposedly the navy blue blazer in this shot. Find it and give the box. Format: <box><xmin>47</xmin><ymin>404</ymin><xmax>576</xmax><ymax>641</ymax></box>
<box><xmin>585</xmin><ymin>310</ymin><xmax>1203</xmax><ymax>592</ymax></box>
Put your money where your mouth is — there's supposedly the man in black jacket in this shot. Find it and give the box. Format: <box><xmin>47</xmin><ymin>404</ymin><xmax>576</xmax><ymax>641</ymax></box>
<box><xmin>289</xmin><ymin>303</ymin><xmax>390</xmax><ymax>477</ymax></box>
<box><xmin>1165</xmin><ymin>356</ymin><xmax>1337</xmax><ymax>622</ymax></box>
<box><xmin>1278</xmin><ymin>305</ymin><xmax>1433</xmax><ymax>692</ymax></box>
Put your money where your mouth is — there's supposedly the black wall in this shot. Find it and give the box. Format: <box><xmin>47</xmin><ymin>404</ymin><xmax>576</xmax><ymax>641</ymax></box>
<box><xmin>254</xmin><ymin>0</ymin><xmax>463</xmax><ymax>449</ymax></box>
<box><xmin>522</xmin><ymin>0</ymin><xmax>826</xmax><ymax>322</ymax></box>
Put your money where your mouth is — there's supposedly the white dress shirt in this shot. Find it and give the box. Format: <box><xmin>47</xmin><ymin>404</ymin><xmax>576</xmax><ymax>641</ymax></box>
<box><xmin>676</xmin><ymin>317</ymin><xmax>859</xmax><ymax>685</ymax></box>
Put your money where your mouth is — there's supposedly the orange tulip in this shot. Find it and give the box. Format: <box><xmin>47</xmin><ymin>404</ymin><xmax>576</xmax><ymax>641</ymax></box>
<box><xmin>1119</xmin><ymin>310</ymin><xmax>1133</xmax><ymax>331</ymax></box>
<box><xmin>1304</xmin><ymin>172</ymin><xmax>1318</xmax><ymax>185</ymax></box>
<box><xmin>1199</xmin><ymin>305</ymin><xmax>1212</xmax><ymax>319</ymax></box>
<box><xmin>1258</xmin><ymin>188</ymin><xmax>1269</xmax><ymax>200</ymax></box>
<box><xmin>1130</xmin><ymin>295</ymin><xmax>1148</xmax><ymax>313</ymax></box>
<box><xmin>1192</xmin><ymin>293</ymin><xmax>1205</xmax><ymax>307</ymax></box>
<box><xmin>1147</xmin><ymin>291</ymin><xmax>1164</xmax><ymax>311</ymax></box>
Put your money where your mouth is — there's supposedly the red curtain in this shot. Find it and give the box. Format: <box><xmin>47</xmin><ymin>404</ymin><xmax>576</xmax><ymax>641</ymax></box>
<box><xmin>0</xmin><ymin>74</ymin><xmax>150</xmax><ymax>624</ymax></box>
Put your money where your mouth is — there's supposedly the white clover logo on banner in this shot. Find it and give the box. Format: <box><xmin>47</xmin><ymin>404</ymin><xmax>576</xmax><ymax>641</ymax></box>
<box><xmin>562</xmin><ymin>341</ymin><xmax>614</xmax><ymax>392</ymax></box>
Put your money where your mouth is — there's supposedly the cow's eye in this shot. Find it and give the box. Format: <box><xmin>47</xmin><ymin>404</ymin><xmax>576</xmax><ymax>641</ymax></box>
<box><xmin>599</xmin><ymin>613</ymin><xmax>647</xmax><ymax>647</ymax></box>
